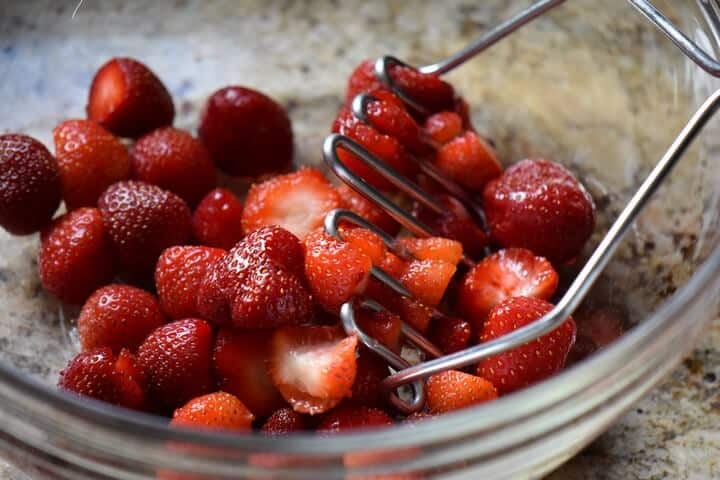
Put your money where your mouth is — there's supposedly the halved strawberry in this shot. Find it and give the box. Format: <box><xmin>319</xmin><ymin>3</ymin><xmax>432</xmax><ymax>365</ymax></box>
<box><xmin>191</xmin><ymin>188</ymin><xmax>245</xmax><ymax>249</ymax></box>
<box><xmin>336</xmin><ymin>184</ymin><xmax>399</xmax><ymax>235</ymax></box>
<box><xmin>355</xmin><ymin>309</ymin><xmax>402</xmax><ymax>353</ymax></box>
<box><xmin>400</xmin><ymin>259</ymin><xmax>456</xmax><ymax>307</ymax></box>
<box><xmin>364</xmin><ymin>91</ymin><xmax>425</xmax><ymax>154</ymax></box>
<box><xmin>269</xmin><ymin>326</ymin><xmax>358</xmax><ymax>415</ymax></box>
<box><xmin>262</xmin><ymin>407</ymin><xmax>309</xmax><ymax>435</ymax></box>
<box><xmin>87</xmin><ymin>57</ymin><xmax>174</xmax><ymax>138</ymax></box>
<box><xmin>171</xmin><ymin>392</ymin><xmax>254</xmax><ymax>432</ymax></box>
<box><xmin>114</xmin><ymin>349</ymin><xmax>147</xmax><ymax>411</ymax></box>
<box><xmin>395</xmin><ymin>237</ymin><xmax>463</xmax><ymax>265</ymax></box>
<box><xmin>348</xmin><ymin>349</ymin><xmax>390</xmax><ymax>407</ymax></box>
<box><xmin>423</xmin><ymin>111</ymin><xmax>463</xmax><ymax>145</ymax></box>
<box><xmin>434</xmin><ymin>131</ymin><xmax>502</xmax><ymax>192</ymax></box>
<box><xmin>426</xmin><ymin>370</ymin><xmax>497</xmax><ymax>413</ymax></box>
<box><xmin>458</xmin><ymin>248</ymin><xmax>558</xmax><ymax>329</ymax></box>
<box><xmin>340</xmin><ymin>226</ymin><xmax>387</xmax><ymax>264</ymax></box>
<box><xmin>317</xmin><ymin>405</ymin><xmax>394</xmax><ymax>433</ymax></box>
<box><xmin>477</xmin><ymin>296</ymin><xmax>576</xmax><ymax>394</ymax></box>
<box><xmin>428</xmin><ymin>316</ymin><xmax>473</xmax><ymax>354</ymax></box>
<box><xmin>241</xmin><ymin>167</ymin><xmax>342</xmax><ymax>240</ymax></box>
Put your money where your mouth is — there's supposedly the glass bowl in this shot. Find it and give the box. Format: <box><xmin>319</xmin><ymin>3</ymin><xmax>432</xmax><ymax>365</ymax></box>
<box><xmin>1</xmin><ymin>0</ymin><xmax>719</xmax><ymax>478</ymax></box>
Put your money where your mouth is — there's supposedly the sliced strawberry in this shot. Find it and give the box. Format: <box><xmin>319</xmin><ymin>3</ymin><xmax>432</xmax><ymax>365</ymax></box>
<box><xmin>38</xmin><ymin>207</ymin><xmax>115</xmax><ymax>305</ymax></box>
<box><xmin>114</xmin><ymin>349</ymin><xmax>147</xmax><ymax>411</ymax></box>
<box><xmin>242</xmin><ymin>167</ymin><xmax>342</xmax><ymax>240</ymax></box>
<box><xmin>154</xmin><ymin>246</ymin><xmax>226</xmax><ymax>320</ymax></box>
<box><xmin>428</xmin><ymin>316</ymin><xmax>473</xmax><ymax>354</ymax></box>
<box><xmin>364</xmin><ymin>92</ymin><xmax>426</xmax><ymax>154</ymax></box>
<box><xmin>87</xmin><ymin>57</ymin><xmax>174</xmax><ymax>138</ymax></box>
<box><xmin>340</xmin><ymin>226</ymin><xmax>387</xmax><ymax>264</ymax></box>
<box><xmin>477</xmin><ymin>296</ymin><xmax>576</xmax><ymax>394</ymax></box>
<box><xmin>171</xmin><ymin>392</ymin><xmax>254</xmax><ymax>432</ymax></box>
<box><xmin>269</xmin><ymin>326</ymin><xmax>358</xmax><ymax>415</ymax></box>
<box><xmin>77</xmin><ymin>284</ymin><xmax>166</xmax><ymax>353</ymax></box>
<box><xmin>336</xmin><ymin>184</ymin><xmax>399</xmax><ymax>235</ymax></box>
<box><xmin>458</xmin><ymin>248</ymin><xmax>558</xmax><ymax>329</ymax></box>
<box><xmin>426</xmin><ymin>370</ymin><xmax>497</xmax><ymax>413</ymax></box>
<box><xmin>395</xmin><ymin>237</ymin><xmax>463</xmax><ymax>265</ymax></box>
<box><xmin>0</xmin><ymin>133</ymin><xmax>60</xmax><ymax>235</ymax></box>
<box><xmin>423</xmin><ymin>111</ymin><xmax>463</xmax><ymax>145</ymax></box>
<box><xmin>348</xmin><ymin>349</ymin><xmax>390</xmax><ymax>408</ymax></box>
<box><xmin>317</xmin><ymin>405</ymin><xmax>393</xmax><ymax>433</ymax></box>
<box><xmin>435</xmin><ymin>131</ymin><xmax>502</xmax><ymax>192</ymax></box>
<box><xmin>356</xmin><ymin>309</ymin><xmax>402</xmax><ymax>353</ymax></box>
<box><xmin>262</xmin><ymin>407</ymin><xmax>309</xmax><ymax>435</ymax></box>
<box><xmin>400</xmin><ymin>259</ymin><xmax>456</xmax><ymax>307</ymax></box>
<box><xmin>376</xmin><ymin>251</ymin><xmax>407</xmax><ymax>279</ymax></box>
<box><xmin>191</xmin><ymin>188</ymin><xmax>244</xmax><ymax>249</ymax></box>
<box><xmin>53</xmin><ymin>119</ymin><xmax>131</xmax><ymax>209</ymax></box>
<box><xmin>483</xmin><ymin>159</ymin><xmax>596</xmax><ymax>263</ymax></box>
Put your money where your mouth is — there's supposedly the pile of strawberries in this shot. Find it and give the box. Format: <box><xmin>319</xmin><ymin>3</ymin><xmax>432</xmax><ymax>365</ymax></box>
<box><xmin>0</xmin><ymin>55</ymin><xmax>604</xmax><ymax>434</ymax></box>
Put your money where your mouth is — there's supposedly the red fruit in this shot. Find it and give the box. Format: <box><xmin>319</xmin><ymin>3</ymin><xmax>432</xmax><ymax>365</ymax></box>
<box><xmin>242</xmin><ymin>167</ymin><xmax>342</xmax><ymax>240</ymax></box>
<box><xmin>137</xmin><ymin>318</ymin><xmax>214</xmax><ymax>410</ymax></box>
<box><xmin>317</xmin><ymin>405</ymin><xmax>393</xmax><ymax>433</ymax></box>
<box><xmin>130</xmin><ymin>127</ymin><xmax>215</xmax><ymax>206</ymax></box>
<box><xmin>400</xmin><ymin>259</ymin><xmax>456</xmax><ymax>307</ymax></box>
<box><xmin>38</xmin><ymin>208</ymin><xmax>115</xmax><ymax>305</ymax></box>
<box><xmin>0</xmin><ymin>134</ymin><xmax>60</xmax><ymax>235</ymax></box>
<box><xmin>426</xmin><ymin>370</ymin><xmax>497</xmax><ymax>413</ymax></box>
<box><xmin>395</xmin><ymin>237</ymin><xmax>463</xmax><ymax>265</ymax></box>
<box><xmin>77</xmin><ymin>284</ymin><xmax>166</xmax><ymax>353</ymax></box>
<box><xmin>345</xmin><ymin>59</ymin><xmax>455</xmax><ymax>114</ymax></box>
<box><xmin>304</xmin><ymin>228</ymin><xmax>373</xmax><ymax>313</ymax></box>
<box><xmin>458</xmin><ymin>248</ymin><xmax>558</xmax><ymax>329</ymax></box>
<box><xmin>154</xmin><ymin>246</ymin><xmax>226</xmax><ymax>320</ymax></box>
<box><xmin>262</xmin><ymin>407</ymin><xmax>308</xmax><ymax>435</ymax></box>
<box><xmin>477</xmin><ymin>297</ymin><xmax>576</xmax><ymax>394</ymax></box>
<box><xmin>171</xmin><ymin>392</ymin><xmax>254</xmax><ymax>431</ymax></box>
<box><xmin>191</xmin><ymin>188</ymin><xmax>244</xmax><ymax>249</ymax></box>
<box><xmin>576</xmin><ymin>308</ymin><xmax>625</xmax><ymax>350</ymax></box>
<box><xmin>435</xmin><ymin>131</ymin><xmax>502</xmax><ymax>192</ymax></box>
<box><xmin>198</xmin><ymin>86</ymin><xmax>293</xmax><ymax>177</ymax></box>
<box><xmin>87</xmin><ymin>57</ymin><xmax>174</xmax><ymax>138</ymax></box>
<box><xmin>424</xmin><ymin>112</ymin><xmax>463</xmax><ymax>145</ymax></box>
<box><xmin>336</xmin><ymin>184</ymin><xmax>398</xmax><ymax>235</ymax></box>
<box><xmin>97</xmin><ymin>180</ymin><xmax>191</xmax><ymax>274</ymax></box>
<box><xmin>348</xmin><ymin>349</ymin><xmax>390</xmax><ymax>407</ymax></box>
<box><xmin>483</xmin><ymin>159</ymin><xmax>596</xmax><ymax>263</ymax></box>
<box><xmin>364</xmin><ymin>92</ymin><xmax>425</xmax><ymax>154</ymax></box>
<box><xmin>53</xmin><ymin>119</ymin><xmax>131</xmax><ymax>209</ymax></box>
<box><xmin>213</xmin><ymin>329</ymin><xmax>286</xmax><ymax>418</ymax></box>
<box><xmin>340</xmin><ymin>226</ymin><xmax>387</xmax><ymax>264</ymax></box>
<box><xmin>428</xmin><ymin>317</ymin><xmax>472</xmax><ymax>354</ymax></box>
<box><xmin>453</xmin><ymin>96</ymin><xmax>475</xmax><ymax>130</ymax></box>
<box><xmin>114</xmin><ymin>349</ymin><xmax>147</xmax><ymax>411</ymax></box>
<box><xmin>356</xmin><ymin>308</ymin><xmax>403</xmax><ymax>353</ymax></box>
<box><xmin>269</xmin><ymin>326</ymin><xmax>358</xmax><ymax>415</ymax></box>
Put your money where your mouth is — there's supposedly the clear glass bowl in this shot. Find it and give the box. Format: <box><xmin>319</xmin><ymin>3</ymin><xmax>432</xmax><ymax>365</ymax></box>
<box><xmin>1</xmin><ymin>0</ymin><xmax>720</xmax><ymax>478</ymax></box>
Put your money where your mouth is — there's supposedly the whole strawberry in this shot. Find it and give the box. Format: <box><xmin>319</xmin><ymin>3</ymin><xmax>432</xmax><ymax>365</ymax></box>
<box><xmin>0</xmin><ymin>134</ymin><xmax>61</xmax><ymax>235</ymax></box>
<box><xmin>316</xmin><ymin>405</ymin><xmax>394</xmax><ymax>433</ymax></box>
<box><xmin>261</xmin><ymin>407</ymin><xmax>308</xmax><ymax>435</ymax></box>
<box><xmin>38</xmin><ymin>208</ymin><xmax>115</xmax><ymax>305</ymax></box>
<box><xmin>191</xmin><ymin>188</ymin><xmax>245</xmax><ymax>249</ymax></box>
<box><xmin>426</xmin><ymin>370</ymin><xmax>497</xmax><ymax>413</ymax></box>
<box><xmin>171</xmin><ymin>392</ymin><xmax>254</xmax><ymax>431</ymax></box>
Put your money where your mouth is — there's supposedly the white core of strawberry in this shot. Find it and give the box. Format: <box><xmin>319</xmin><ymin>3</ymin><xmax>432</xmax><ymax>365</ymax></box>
<box><xmin>278</xmin><ymin>340</ymin><xmax>341</xmax><ymax>397</ymax></box>
<box><xmin>270</xmin><ymin>185</ymin><xmax>327</xmax><ymax>239</ymax></box>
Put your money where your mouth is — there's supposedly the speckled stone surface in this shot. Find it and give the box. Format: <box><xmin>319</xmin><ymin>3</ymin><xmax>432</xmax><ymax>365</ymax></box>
<box><xmin>1</xmin><ymin>0</ymin><xmax>719</xmax><ymax>478</ymax></box>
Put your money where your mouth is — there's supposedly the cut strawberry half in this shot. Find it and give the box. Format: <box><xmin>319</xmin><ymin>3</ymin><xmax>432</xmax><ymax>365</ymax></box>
<box><xmin>395</xmin><ymin>237</ymin><xmax>463</xmax><ymax>265</ymax></box>
<box><xmin>355</xmin><ymin>308</ymin><xmax>402</xmax><ymax>353</ymax></box>
<box><xmin>428</xmin><ymin>316</ymin><xmax>473</xmax><ymax>354</ymax></box>
<box><xmin>170</xmin><ymin>392</ymin><xmax>254</xmax><ymax>432</ymax></box>
<box><xmin>364</xmin><ymin>91</ymin><xmax>426</xmax><ymax>155</ymax></box>
<box><xmin>423</xmin><ymin>111</ymin><xmax>463</xmax><ymax>145</ymax></box>
<box><xmin>426</xmin><ymin>370</ymin><xmax>497</xmax><ymax>413</ymax></box>
<box><xmin>434</xmin><ymin>131</ymin><xmax>503</xmax><ymax>192</ymax></box>
<box><xmin>400</xmin><ymin>259</ymin><xmax>456</xmax><ymax>307</ymax></box>
<box><xmin>340</xmin><ymin>226</ymin><xmax>387</xmax><ymax>264</ymax></box>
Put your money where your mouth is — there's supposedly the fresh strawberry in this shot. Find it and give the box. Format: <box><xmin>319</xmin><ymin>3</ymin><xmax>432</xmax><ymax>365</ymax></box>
<box><xmin>348</xmin><ymin>349</ymin><xmax>390</xmax><ymax>407</ymax></box>
<box><xmin>0</xmin><ymin>134</ymin><xmax>60</xmax><ymax>235</ymax></box>
<box><xmin>375</xmin><ymin>251</ymin><xmax>407</xmax><ymax>279</ymax></box>
<box><xmin>317</xmin><ymin>405</ymin><xmax>393</xmax><ymax>433</ymax></box>
<box><xmin>137</xmin><ymin>318</ymin><xmax>214</xmax><ymax>410</ymax></box>
<box><xmin>483</xmin><ymin>159</ymin><xmax>596</xmax><ymax>263</ymax></box>
<box><xmin>114</xmin><ymin>349</ymin><xmax>148</xmax><ymax>411</ymax></box>
<box><xmin>428</xmin><ymin>317</ymin><xmax>472</xmax><ymax>354</ymax></box>
<box><xmin>404</xmin><ymin>411</ymin><xmax>434</xmax><ymax>423</ymax></box>
<box><xmin>52</xmin><ymin>119</ymin><xmax>131</xmax><ymax>209</ymax></box>
<box><xmin>77</xmin><ymin>284</ymin><xmax>166</xmax><ymax>353</ymax></box>
<box><xmin>345</xmin><ymin>59</ymin><xmax>455</xmax><ymax>114</ymax></box>
<box><xmin>304</xmin><ymin>228</ymin><xmax>373</xmax><ymax>313</ymax></box>
<box><xmin>426</xmin><ymin>370</ymin><xmax>497</xmax><ymax>413</ymax></box>
<box><xmin>269</xmin><ymin>326</ymin><xmax>358</xmax><ymax>415</ymax></box>
<box><xmin>453</xmin><ymin>97</ymin><xmax>475</xmax><ymax>131</ymax></box>
<box><xmin>477</xmin><ymin>296</ymin><xmax>576</xmax><ymax>394</ymax></box>
<box><xmin>130</xmin><ymin>127</ymin><xmax>216</xmax><ymax>206</ymax></box>
<box><xmin>262</xmin><ymin>407</ymin><xmax>308</xmax><ymax>435</ymax></box>
<box><xmin>198</xmin><ymin>86</ymin><xmax>293</xmax><ymax>177</ymax></box>
<box><xmin>336</xmin><ymin>184</ymin><xmax>399</xmax><ymax>235</ymax></box>
<box><xmin>38</xmin><ymin>208</ymin><xmax>115</xmax><ymax>304</ymax></box>
<box><xmin>154</xmin><ymin>246</ymin><xmax>226</xmax><ymax>320</ymax></box>
<box><xmin>340</xmin><ymin>226</ymin><xmax>387</xmax><ymax>264</ymax></box>
<box><xmin>458</xmin><ymin>248</ymin><xmax>558</xmax><ymax>329</ymax></box>
<box><xmin>242</xmin><ymin>167</ymin><xmax>342</xmax><ymax>240</ymax></box>
<box><xmin>395</xmin><ymin>237</ymin><xmax>463</xmax><ymax>265</ymax></box>
<box><xmin>87</xmin><ymin>57</ymin><xmax>174</xmax><ymax>138</ymax></box>
<box><xmin>400</xmin><ymin>259</ymin><xmax>456</xmax><ymax>307</ymax></box>
<box><xmin>356</xmin><ymin>309</ymin><xmax>402</xmax><ymax>353</ymax></box>
<box><xmin>213</xmin><ymin>329</ymin><xmax>286</xmax><ymax>418</ymax></box>
<box><xmin>191</xmin><ymin>188</ymin><xmax>244</xmax><ymax>249</ymax></box>
<box><xmin>424</xmin><ymin>112</ymin><xmax>463</xmax><ymax>145</ymax></box>
<box><xmin>434</xmin><ymin>131</ymin><xmax>502</xmax><ymax>192</ymax></box>
<box><xmin>395</xmin><ymin>298</ymin><xmax>434</xmax><ymax>334</ymax></box>
<box><xmin>97</xmin><ymin>180</ymin><xmax>191</xmax><ymax>275</ymax></box>
<box><xmin>364</xmin><ymin>91</ymin><xmax>425</xmax><ymax>154</ymax></box>
<box><xmin>171</xmin><ymin>392</ymin><xmax>254</xmax><ymax>431</ymax></box>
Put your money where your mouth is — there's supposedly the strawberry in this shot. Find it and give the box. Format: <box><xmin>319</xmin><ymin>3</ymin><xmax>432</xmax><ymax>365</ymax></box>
<box><xmin>269</xmin><ymin>326</ymin><xmax>358</xmax><ymax>415</ymax></box>
<box><xmin>317</xmin><ymin>405</ymin><xmax>393</xmax><ymax>433</ymax></box>
<box><xmin>483</xmin><ymin>159</ymin><xmax>596</xmax><ymax>263</ymax></box>
<box><xmin>77</xmin><ymin>284</ymin><xmax>166</xmax><ymax>353</ymax></box>
<box><xmin>0</xmin><ymin>134</ymin><xmax>60</xmax><ymax>235</ymax></box>
<box><xmin>426</xmin><ymin>370</ymin><xmax>497</xmax><ymax>413</ymax></box>
<box><xmin>453</xmin><ymin>96</ymin><xmax>475</xmax><ymax>131</ymax></box>
<box><xmin>477</xmin><ymin>296</ymin><xmax>576</xmax><ymax>394</ymax></box>
<box><xmin>114</xmin><ymin>348</ymin><xmax>147</xmax><ymax>411</ymax></box>
<box><xmin>171</xmin><ymin>392</ymin><xmax>254</xmax><ymax>431</ymax></box>
<box><xmin>198</xmin><ymin>86</ymin><xmax>293</xmax><ymax>177</ymax></box>
<box><xmin>423</xmin><ymin>112</ymin><xmax>463</xmax><ymax>145</ymax></box>
<box><xmin>38</xmin><ymin>208</ymin><xmax>115</xmax><ymax>305</ymax></box>
<box><xmin>213</xmin><ymin>329</ymin><xmax>286</xmax><ymax>418</ymax></box>
<box><xmin>356</xmin><ymin>309</ymin><xmax>402</xmax><ymax>353</ymax></box>
<box><xmin>340</xmin><ymin>226</ymin><xmax>387</xmax><ymax>264</ymax></box>
<box><xmin>345</xmin><ymin>59</ymin><xmax>455</xmax><ymax>114</ymax></box>
<box><xmin>304</xmin><ymin>228</ymin><xmax>373</xmax><ymax>313</ymax></box>
<box><xmin>348</xmin><ymin>349</ymin><xmax>390</xmax><ymax>407</ymax></box>
<box><xmin>395</xmin><ymin>237</ymin><xmax>463</xmax><ymax>265</ymax></box>
<box><xmin>130</xmin><ymin>127</ymin><xmax>216</xmax><ymax>206</ymax></box>
<box><xmin>154</xmin><ymin>246</ymin><xmax>226</xmax><ymax>320</ymax></box>
<box><xmin>336</xmin><ymin>184</ymin><xmax>399</xmax><ymax>235</ymax></box>
<box><xmin>576</xmin><ymin>307</ymin><xmax>625</xmax><ymax>350</ymax></box>
<box><xmin>458</xmin><ymin>248</ymin><xmax>558</xmax><ymax>329</ymax></box>
<box><xmin>262</xmin><ymin>407</ymin><xmax>308</xmax><ymax>435</ymax></box>
<box><xmin>400</xmin><ymin>259</ymin><xmax>456</xmax><ymax>307</ymax></box>
<box><xmin>52</xmin><ymin>119</ymin><xmax>131</xmax><ymax>209</ymax></box>
<box><xmin>191</xmin><ymin>188</ymin><xmax>244</xmax><ymax>249</ymax></box>
<box><xmin>97</xmin><ymin>180</ymin><xmax>191</xmax><ymax>275</ymax></box>
<box><xmin>87</xmin><ymin>57</ymin><xmax>174</xmax><ymax>138</ymax></box>
<box><xmin>137</xmin><ymin>318</ymin><xmax>215</xmax><ymax>410</ymax></box>
<box><xmin>428</xmin><ymin>316</ymin><xmax>473</xmax><ymax>354</ymax></box>
<box><xmin>242</xmin><ymin>167</ymin><xmax>342</xmax><ymax>240</ymax></box>
<box><xmin>434</xmin><ymin>131</ymin><xmax>502</xmax><ymax>192</ymax></box>
<box><xmin>363</xmin><ymin>91</ymin><xmax>426</xmax><ymax>154</ymax></box>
